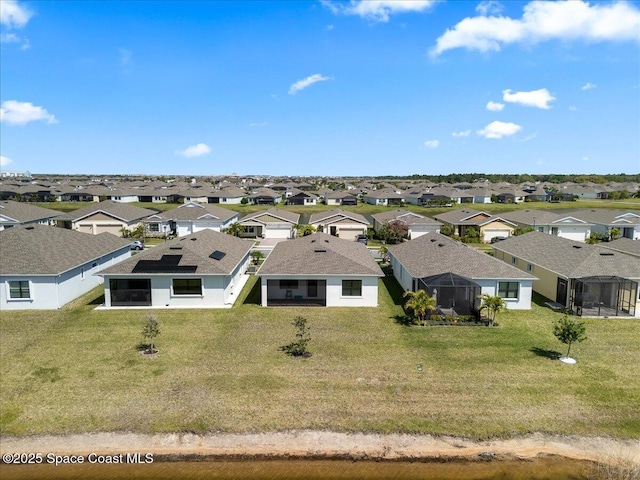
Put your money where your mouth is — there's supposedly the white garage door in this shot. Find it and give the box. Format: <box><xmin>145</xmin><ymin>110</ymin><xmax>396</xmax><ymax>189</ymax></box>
<box><xmin>95</xmin><ymin>224</ymin><xmax>124</xmax><ymax>236</ymax></box>
<box><xmin>77</xmin><ymin>224</ymin><xmax>94</xmax><ymax>234</ymax></box>
<box><xmin>338</xmin><ymin>228</ymin><xmax>365</xmax><ymax>241</ymax></box>
<box><xmin>483</xmin><ymin>229</ymin><xmax>509</xmax><ymax>242</ymax></box>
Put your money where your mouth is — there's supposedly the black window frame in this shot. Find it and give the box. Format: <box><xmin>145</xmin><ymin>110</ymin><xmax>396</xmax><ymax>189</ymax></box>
<box><xmin>8</xmin><ymin>280</ymin><xmax>30</xmax><ymax>299</ymax></box>
<box><xmin>279</xmin><ymin>280</ymin><xmax>299</xmax><ymax>290</ymax></box>
<box><xmin>342</xmin><ymin>279</ymin><xmax>362</xmax><ymax>297</ymax></box>
<box><xmin>498</xmin><ymin>281</ymin><xmax>519</xmax><ymax>299</ymax></box>
<box><xmin>172</xmin><ymin>278</ymin><xmax>203</xmax><ymax>296</ymax></box>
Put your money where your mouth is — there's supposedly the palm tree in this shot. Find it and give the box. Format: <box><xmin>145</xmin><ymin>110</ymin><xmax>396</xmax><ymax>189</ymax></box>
<box><xmin>478</xmin><ymin>294</ymin><xmax>506</xmax><ymax>327</ymax></box>
<box><xmin>403</xmin><ymin>290</ymin><xmax>437</xmax><ymax>326</ymax></box>
<box><xmin>223</xmin><ymin>222</ymin><xmax>245</xmax><ymax>237</ymax></box>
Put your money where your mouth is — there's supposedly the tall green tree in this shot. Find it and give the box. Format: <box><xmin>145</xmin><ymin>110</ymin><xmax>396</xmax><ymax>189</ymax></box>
<box><xmin>553</xmin><ymin>314</ymin><xmax>587</xmax><ymax>359</ymax></box>
<box><xmin>404</xmin><ymin>290</ymin><xmax>437</xmax><ymax>326</ymax></box>
<box><xmin>478</xmin><ymin>294</ymin><xmax>506</xmax><ymax>327</ymax></box>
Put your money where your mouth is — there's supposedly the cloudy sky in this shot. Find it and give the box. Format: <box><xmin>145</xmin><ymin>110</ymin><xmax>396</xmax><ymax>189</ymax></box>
<box><xmin>1</xmin><ymin>0</ymin><xmax>639</xmax><ymax>176</ymax></box>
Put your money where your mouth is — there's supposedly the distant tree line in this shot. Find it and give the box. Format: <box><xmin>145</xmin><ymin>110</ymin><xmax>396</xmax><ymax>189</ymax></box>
<box><xmin>378</xmin><ymin>173</ymin><xmax>640</xmax><ymax>184</ymax></box>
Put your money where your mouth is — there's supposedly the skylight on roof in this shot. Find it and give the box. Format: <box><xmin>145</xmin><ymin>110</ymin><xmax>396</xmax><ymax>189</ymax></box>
<box><xmin>209</xmin><ymin>250</ymin><xmax>226</xmax><ymax>260</ymax></box>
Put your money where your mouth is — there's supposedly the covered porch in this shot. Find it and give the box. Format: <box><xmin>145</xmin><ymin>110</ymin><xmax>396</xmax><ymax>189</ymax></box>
<box><xmin>416</xmin><ymin>272</ymin><xmax>481</xmax><ymax>317</ymax></box>
<box><xmin>570</xmin><ymin>276</ymin><xmax>637</xmax><ymax>317</ymax></box>
<box><xmin>262</xmin><ymin>279</ymin><xmax>327</xmax><ymax>307</ymax></box>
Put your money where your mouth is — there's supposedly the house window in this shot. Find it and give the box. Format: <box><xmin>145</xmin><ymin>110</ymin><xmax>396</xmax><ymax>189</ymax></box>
<box><xmin>148</xmin><ymin>223</ymin><xmax>160</xmax><ymax>233</ymax></box>
<box><xmin>279</xmin><ymin>280</ymin><xmax>298</xmax><ymax>289</ymax></box>
<box><xmin>342</xmin><ymin>280</ymin><xmax>362</xmax><ymax>297</ymax></box>
<box><xmin>498</xmin><ymin>281</ymin><xmax>519</xmax><ymax>299</ymax></box>
<box><xmin>172</xmin><ymin>278</ymin><xmax>202</xmax><ymax>295</ymax></box>
<box><xmin>527</xmin><ymin>263</ymin><xmax>534</xmax><ymax>273</ymax></box>
<box><xmin>8</xmin><ymin>280</ymin><xmax>31</xmax><ymax>299</ymax></box>
<box><xmin>92</xmin><ymin>262</ymin><xmax>98</xmax><ymax>268</ymax></box>
<box><xmin>511</xmin><ymin>256</ymin><xmax>517</xmax><ymax>265</ymax></box>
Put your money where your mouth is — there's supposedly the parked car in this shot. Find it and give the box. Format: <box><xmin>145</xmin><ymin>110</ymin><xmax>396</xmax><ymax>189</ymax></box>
<box><xmin>130</xmin><ymin>240</ymin><xmax>144</xmax><ymax>250</ymax></box>
<box><xmin>490</xmin><ymin>236</ymin><xmax>507</xmax><ymax>244</ymax></box>
<box><xmin>356</xmin><ymin>234</ymin><xmax>368</xmax><ymax>245</ymax></box>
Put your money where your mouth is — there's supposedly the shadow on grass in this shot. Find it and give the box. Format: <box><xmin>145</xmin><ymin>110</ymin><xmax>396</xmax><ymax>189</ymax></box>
<box><xmin>392</xmin><ymin>315</ymin><xmax>416</xmax><ymax>326</ymax></box>
<box><xmin>530</xmin><ymin>347</ymin><xmax>562</xmax><ymax>360</ymax></box>
<box><xmin>89</xmin><ymin>293</ymin><xmax>105</xmax><ymax>305</ymax></box>
<box><xmin>242</xmin><ymin>278</ymin><xmax>262</xmax><ymax>305</ymax></box>
<box><xmin>381</xmin><ymin>269</ymin><xmax>405</xmax><ymax>306</ymax></box>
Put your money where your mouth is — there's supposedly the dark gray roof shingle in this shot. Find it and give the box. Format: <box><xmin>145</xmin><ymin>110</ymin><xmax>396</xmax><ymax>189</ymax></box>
<box><xmin>56</xmin><ymin>200</ymin><xmax>157</xmax><ymax>222</ymax></box>
<box><xmin>0</xmin><ymin>200</ymin><xmax>62</xmax><ymax>223</ymax></box>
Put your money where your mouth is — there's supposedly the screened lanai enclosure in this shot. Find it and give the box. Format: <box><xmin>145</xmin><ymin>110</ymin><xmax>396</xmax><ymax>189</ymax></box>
<box><xmin>571</xmin><ymin>276</ymin><xmax>637</xmax><ymax>317</ymax></box>
<box><xmin>416</xmin><ymin>273</ymin><xmax>481</xmax><ymax>317</ymax></box>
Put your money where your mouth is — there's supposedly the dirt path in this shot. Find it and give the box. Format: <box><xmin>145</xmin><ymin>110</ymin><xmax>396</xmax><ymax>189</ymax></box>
<box><xmin>2</xmin><ymin>431</ymin><xmax>639</xmax><ymax>465</ymax></box>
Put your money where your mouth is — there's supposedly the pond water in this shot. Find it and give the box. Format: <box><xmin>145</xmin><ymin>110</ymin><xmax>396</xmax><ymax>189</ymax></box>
<box><xmin>1</xmin><ymin>457</ymin><xmax>592</xmax><ymax>480</ymax></box>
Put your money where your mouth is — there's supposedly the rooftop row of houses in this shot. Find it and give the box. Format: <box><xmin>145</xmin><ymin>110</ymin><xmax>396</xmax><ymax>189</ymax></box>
<box><xmin>2</xmin><ymin>200</ymin><xmax>640</xmax><ymax>245</ymax></box>
<box><xmin>2</xmin><ymin>176</ymin><xmax>638</xmax><ymax>205</ymax></box>
<box><xmin>2</xmin><ymin>224</ymin><xmax>638</xmax><ymax>320</ymax></box>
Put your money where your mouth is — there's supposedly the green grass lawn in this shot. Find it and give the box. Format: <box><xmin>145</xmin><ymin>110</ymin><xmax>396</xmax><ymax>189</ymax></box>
<box><xmin>1</xmin><ymin>276</ymin><xmax>639</xmax><ymax>440</ymax></box>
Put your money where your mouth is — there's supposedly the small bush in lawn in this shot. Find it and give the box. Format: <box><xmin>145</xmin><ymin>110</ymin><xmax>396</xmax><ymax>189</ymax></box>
<box><xmin>141</xmin><ymin>314</ymin><xmax>160</xmax><ymax>355</ymax></box>
<box><xmin>280</xmin><ymin>316</ymin><xmax>311</xmax><ymax>357</ymax></box>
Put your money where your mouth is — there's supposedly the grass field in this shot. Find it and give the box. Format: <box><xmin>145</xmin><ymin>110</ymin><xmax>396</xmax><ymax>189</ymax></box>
<box><xmin>1</xmin><ymin>276</ymin><xmax>639</xmax><ymax>439</ymax></box>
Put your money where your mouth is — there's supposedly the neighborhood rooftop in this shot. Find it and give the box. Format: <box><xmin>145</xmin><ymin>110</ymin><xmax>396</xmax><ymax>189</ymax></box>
<box><xmin>258</xmin><ymin>232</ymin><xmax>383</xmax><ymax>276</ymax></box>
<box><xmin>0</xmin><ymin>225</ymin><xmax>131</xmax><ymax>275</ymax></box>
<box><xmin>56</xmin><ymin>200</ymin><xmax>158</xmax><ymax>222</ymax></box>
<box><xmin>99</xmin><ymin>229</ymin><xmax>253</xmax><ymax>276</ymax></box>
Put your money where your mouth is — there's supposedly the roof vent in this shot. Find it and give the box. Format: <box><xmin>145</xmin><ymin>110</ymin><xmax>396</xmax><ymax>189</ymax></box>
<box><xmin>314</xmin><ymin>249</ymin><xmax>327</xmax><ymax>253</ymax></box>
<box><xmin>599</xmin><ymin>252</ymin><xmax>614</xmax><ymax>256</ymax></box>
<box><xmin>572</xmin><ymin>245</ymin><xmax>582</xmax><ymax>249</ymax></box>
<box><xmin>170</xmin><ymin>246</ymin><xmax>183</xmax><ymax>250</ymax></box>
<box><xmin>190</xmin><ymin>238</ymin><xmax>197</xmax><ymax>241</ymax></box>
<box><xmin>438</xmin><ymin>243</ymin><xmax>445</xmax><ymax>247</ymax></box>
<box><xmin>324</xmin><ymin>239</ymin><xmax>329</xmax><ymax>243</ymax></box>
<box><xmin>430</xmin><ymin>238</ymin><xmax>437</xmax><ymax>242</ymax></box>
<box><xmin>311</xmin><ymin>239</ymin><xmax>316</xmax><ymax>243</ymax></box>
<box><xmin>25</xmin><ymin>226</ymin><xmax>35</xmax><ymax>230</ymax></box>
<box><xmin>209</xmin><ymin>250</ymin><xmax>226</xmax><ymax>260</ymax></box>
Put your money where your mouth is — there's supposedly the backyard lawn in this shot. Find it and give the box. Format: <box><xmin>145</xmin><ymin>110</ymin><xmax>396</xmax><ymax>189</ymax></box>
<box><xmin>1</xmin><ymin>275</ymin><xmax>639</xmax><ymax>439</ymax></box>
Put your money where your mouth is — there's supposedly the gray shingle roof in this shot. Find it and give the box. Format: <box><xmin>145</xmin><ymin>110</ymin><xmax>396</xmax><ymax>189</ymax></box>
<box><xmin>239</xmin><ymin>208</ymin><xmax>300</xmax><ymax>224</ymax></box>
<box><xmin>601</xmin><ymin>238</ymin><xmax>640</xmax><ymax>258</ymax></box>
<box><xmin>500</xmin><ymin>209</ymin><xmax>591</xmax><ymax>227</ymax></box>
<box><xmin>388</xmin><ymin>232</ymin><xmax>535</xmax><ymax>280</ymax></box>
<box><xmin>56</xmin><ymin>200</ymin><xmax>157</xmax><ymax>222</ymax></box>
<box><xmin>371</xmin><ymin>209</ymin><xmax>442</xmax><ymax>226</ymax></box>
<box><xmin>150</xmin><ymin>203</ymin><xmax>237</xmax><ymax>222</ymax></box>
<box><xmin>571</xmin><ymin>209</ymin><xmax>640</xmax><ymax>226</ymax></box>
<box><xmin>98</xmin><ymin>229</ymin><xmax>253</xmax><ymax>275</ymax></box>
<box><xmin>258</xmin><ymin>232</ymin><xmax>383</xmax><ymax>276</ymax></box>
<box><xmin>0</xmin><ymin>200</ymin><xmax>62</xmax><ymax>223</ymax></box>
<box><xmin>492</xmin><ymin>231</ymin><xmax>640</xmax><ymax>278</ymax></box>
<box><xmin>309</xmin><ymin>209</ymin><xmax>369</xmax><ymax>225</ymax></box>
<box><xmin>0</xmin><ymin>225</ymin><xmax>131</xmax><ymax>275</ymax></box>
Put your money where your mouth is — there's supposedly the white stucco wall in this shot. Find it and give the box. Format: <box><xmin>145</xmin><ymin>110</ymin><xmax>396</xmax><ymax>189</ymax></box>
<box><xmin>474</xmin><ymin>279</ymin><xmax>534</xmax><ymax>310</ymax></box>
<box><xmin>408</xmin><ymin>225</ymin><xmax>440</xmax><ymax>239</ymax></box>
<box><xmin>260</xmin><ymin>275</ymin><xmax>379</xmax><ymax>307</ymax></box>
<box><xmin>1</xmin><ymin>247</ymin><xmax>130</xmax><ymax>310</ymax></box>
<box><xmin>557</xmin><ymin>226</ymin><xmax>590</xmax><ymax>242</ymax></box>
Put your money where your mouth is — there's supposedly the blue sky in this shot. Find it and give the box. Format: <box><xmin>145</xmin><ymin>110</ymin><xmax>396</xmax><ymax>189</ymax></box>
<box><xmin>1</xmin><ymin>0</ymin><xmax>639</xmax><ymax>176</ymax></box>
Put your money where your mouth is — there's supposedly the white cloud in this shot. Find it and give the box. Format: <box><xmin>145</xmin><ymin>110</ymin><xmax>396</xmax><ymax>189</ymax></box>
<box><xmin>476</xmin><ymin>1</ymin><xmax>503</xmax><ymax>16</ymax></box>
<box><xmin>0</xmin><ymin>0</ymin><xmax>32</xmax><ymax>29</ymax></box>
<box><xmin>452</xmin><ymin>130</ymin><xmax>471</xmax><ymax>137</ymax></box>
<box><xmin>0</xmin><ymin>155</ymin><xmax>13</xmax><ymax>167</ymax></box>
<box><xmin>0</xmin><ymin>100</ymin><xmax>58</xmax><ymax>126</ymax></box>
<box><xmin>288</xmin><ymin>74</ymin><xmax>331</xmax><ymax>95</ymax></box>
<box><xmin>424</xmin><ymin>140</ymin><xmax>440</xmax><ymax>149</ymax></box>
<box><xmin>581</xmin><ymin>82</ymin><xmax>597</xmax><ymax>90</ymax></box>
<box><xmin>486</xmin><ymin>101</ymin><xmax>505</xmax><ymax>111</ymax></box>
<box><xmin>477</xmin><ymin>121</ymin><xmax>522</xmax><ymax>139</ymax></box>
<box><xmin>503</xmin><ymin>88</ymin><xmax>555</xmax><ymax>109</ymax></box>
<box><xmin>324</xmin><ymin>0</ymin><xmax>436</xmax><ymax>23</ymax></box>
<box><xmin>582</xmin><ymin>155</ymin><xmax>589</xmax><ymax>161</ymax></box>
<box><xmin>249</xmin><ymin>122</ymin><xmax>268</xmax><ymax>127</ymax></box>
<box><xmin>175</xmin><ymin>143</ymin><xmax>211</xmax><ymax>158</ymax></box>
<box><xmin>326</xmin><ymin>24</ymin><xmax>334</xmax><ymax>31</ymax></box>
<box><xmin>520</xmin><ymin>132</ymin><xmax>538</xmax><ymax>142</ymax></box>
<box><xmin>569</xmin><ymin>105</ymin><xmax>578</xmax><ymax>111</ymax></box>
<box><xmin>431</xmin><ymin>0</ymin><xmax>640</xmax><ymax>56</ymax></box>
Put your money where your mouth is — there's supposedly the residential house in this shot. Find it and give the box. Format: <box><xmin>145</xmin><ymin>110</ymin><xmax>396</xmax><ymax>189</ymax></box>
<box><xmin>207</xmin><ymin>187</ymin><xmax>247</xmax><ymax>204</ymax></box>
<box><xmin>361</xmin><ymin>188</ymin><xmax>404</xmax><ymax>206</ymax></box>
<box><xmin>56</xmin><ymin>200</ymin><xmax>157</xmax><ymax>236</ymax></box>
<box><xmin>258</xmin><ymin>232</ymin><xmax>383</xmax><ymax>307</ymax></box>
<box><xmin>571</xmin><ymin>209</ymin><xmax>640</xmax><ymax>240</ymax></box>
<box><xmin>249</xmin><ymin>188</ymin><xmax>282</xmax><ymax>205</ymax></box>
<box><xmin>325</xmin><ymin>190</ymin><xmax>358</xmax><ymax>206</ymax></box>
<box><xmin>388</xmin><ymin>233</ymin><xmax>535</xmax><ymax>313</ymax></box>
<box><xmin>601</xmin><ymin>237</ymin><xmax>640</xmax><ymax>258</ymax></box>
<box><xmin>285</xmin><ymin>189</ymin><xmax>318</xmax><ymax>206</ymax></box>
<box><xmin>98</xmin><ymin>229</ymin><xmax>252</xmax><ymax>308</ymax></box>
<box><xmin>371</xmin><ymin>209</ymin><xmax>442</xmax><ymax>239</ymax></box>
<box><xmin>1</xmin><ymin>225</ymin><xmax>131</xmax><ymax>310</ymax></box>
<box><xmin>238</xmin><ymin>208</ymin><xmax>300</xmax><ymax>239</ymax></box>
<box><xmin>309</xmin><ymin>209</ymin><xmax>369</xmax><ymax>240</ymax></box>
<box><xmin>144</xmin><ymin>202</ymin><xmax>238</xmax><ymax>237</ymax></box>
<box><xmin>0</xmin><ymin>200</ymin><xmax>62</xmax><ymax>231</ymax></box>
<box><xmin>434</xmin><ymin>209</ymin><xmax>516</xmax><ymax>242</ymax></box>
<box><xmin>500</xmin><ymin>209</ymin><xmax>592</xmax><ymax>242</ymax></box>
<box><xmin>492</xmin><ymin>231</ymin><xmax>640</xmax><ymax>317</ymax></box>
